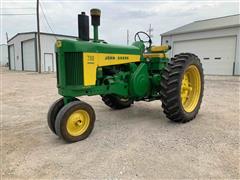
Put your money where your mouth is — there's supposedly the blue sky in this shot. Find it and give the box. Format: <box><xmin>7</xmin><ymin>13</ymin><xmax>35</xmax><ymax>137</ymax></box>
<box><xmin>1</xmin><ymin>0</ymin><xmax>239</xmax><ymax>45</ymax></box>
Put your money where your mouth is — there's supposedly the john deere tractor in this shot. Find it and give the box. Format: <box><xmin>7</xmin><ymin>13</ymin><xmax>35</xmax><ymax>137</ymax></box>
<box><xmin>47</xmin><ymin>9</ymin><xmax>204</xmax><ymax>143</ymax></box>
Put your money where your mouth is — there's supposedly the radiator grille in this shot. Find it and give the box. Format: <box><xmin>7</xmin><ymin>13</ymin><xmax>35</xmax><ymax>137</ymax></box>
<box><xmin>55</xmin><ymin>53</ymin><xmax>59</xmax><ymax>85</ymax></box>
<box><xmin>64</xmin><ymin>52</ymin><xmax>83</xmax><ymax>86</ymax></box>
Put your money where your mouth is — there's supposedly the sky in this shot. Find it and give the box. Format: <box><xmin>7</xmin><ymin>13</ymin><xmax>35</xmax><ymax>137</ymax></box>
<box><xmin>0</xmin><ymin>0</ymin><xmax>239</xmax><ymax>45</ymax></box>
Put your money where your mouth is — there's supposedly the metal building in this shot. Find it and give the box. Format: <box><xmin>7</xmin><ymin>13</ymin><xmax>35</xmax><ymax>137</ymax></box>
<box><xmin>0</xmin><ymin>44</ymin><xmax>8</xmax><ymax>66</ymax></box>
<box><xmin>7</xmin><ymin>32</ymin><xmax>77</xmax><ymax>72</ymax></box>
<box><xmin>161</xmin><ymin>14</ymin><xmax>240</xmax><ymax>75</ymax></box>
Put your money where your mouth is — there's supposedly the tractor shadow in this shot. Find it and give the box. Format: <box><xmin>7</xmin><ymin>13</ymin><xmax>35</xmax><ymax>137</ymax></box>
<box><xmin>96</xmin><ymin>100</ymin><xmax>172</xmax><ymax>126</ymax></box>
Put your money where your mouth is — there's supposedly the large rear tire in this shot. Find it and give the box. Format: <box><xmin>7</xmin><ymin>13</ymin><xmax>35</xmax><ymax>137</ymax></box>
<box><xmin>160</xmin><ymin>53</ymin><xmax>204</xmax><ymax>123</ymax></box>
<box><xmin>101</xmin><ymin>95</ymin><xmax>133</xmax><ymax>109</ymax></box>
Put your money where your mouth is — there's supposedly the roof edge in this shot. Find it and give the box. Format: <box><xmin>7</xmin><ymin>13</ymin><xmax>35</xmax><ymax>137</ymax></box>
<box><xmin>161</xmin><ymin>14</ymin><xmax>240</xmax><ymax>36</ymax></box>
<box><xmin>7</xmin><ymin>31</ymin><xmax>78</xmax><ymax>43</ymax></box>
<box><xmin>161</xmin><ymin>24</ymin><xmax>240</xmax><ymax>36</ymax></box>
<box><xmin>194</xmin><ymin>14</ymin><xmax>240</xmax><ymax>23</ymax></box>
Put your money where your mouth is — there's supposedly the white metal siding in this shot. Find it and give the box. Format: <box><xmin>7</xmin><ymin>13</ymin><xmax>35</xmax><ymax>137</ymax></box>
<box><xmin>7</xmin><ymin>33</ymin><xmax>76</xmax><ymax>72</ymax></box>
<box><xmin>0</xmin><ymin>45</ymin><xmax>8</xmax><ymax>66</ymax></box>
<box><xmin>9</xmin><ymin>45</ymin><xmax>15</xmax><ymax>70</ymax></box>
<box><xmin>173</xmin><ymin>36</ymin><xmax>236</xmax><ymax>75</ymax></box>
<box><xmin>22</xmin><ymin>39</ymin><xmax>36</xmax><ymax>71</ymax></box>
<box><xmin>162</xmin><ymin>27</ymin><xmax>240</xmax><ymax>75</ymax></box>
<box><xmin>38</xmin><ymin>34</ymin><xmax>76</xmax><ymax>72</ymax></box>
<box><xmin>8</xmin><ymin>33</ymin><xmax>35</xmax><ymax>70</ymax></box>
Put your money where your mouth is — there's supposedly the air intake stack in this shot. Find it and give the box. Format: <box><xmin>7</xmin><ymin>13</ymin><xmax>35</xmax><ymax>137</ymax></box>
<box><xmin>90</xmin><ymin>8</ymin><xmax>101</xmax><ymax>42</ymax></box>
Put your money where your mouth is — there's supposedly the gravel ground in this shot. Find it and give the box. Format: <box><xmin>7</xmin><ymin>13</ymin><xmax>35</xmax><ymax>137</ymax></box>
<box><xmin>1</xmin><ymin>67</ymin><xmax>240</xmax><ymax>179</ymax></box>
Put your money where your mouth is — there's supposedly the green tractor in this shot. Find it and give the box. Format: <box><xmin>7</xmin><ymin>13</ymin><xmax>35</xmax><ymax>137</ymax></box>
<box><xmin>48</xmin><ymin>9</ymin><xmax>204</xmax><ymax>143</ymax></box>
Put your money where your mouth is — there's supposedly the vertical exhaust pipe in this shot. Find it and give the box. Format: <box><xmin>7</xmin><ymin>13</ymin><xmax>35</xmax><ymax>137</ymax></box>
<box><xmin>78</xmin><ymin>12</ymin><xmax>89</xmax><ymax>41</ymax></box>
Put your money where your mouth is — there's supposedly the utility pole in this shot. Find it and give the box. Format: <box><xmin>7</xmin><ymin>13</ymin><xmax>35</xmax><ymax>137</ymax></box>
<box><xmin>36</xmin><ymin>0</ymin><xmax>41</xmax><ymax>73</ymax></box>
<box><xmin>6</xmin><ymin>32</ymin><xmax>8</xmax><ymax>42</ymax></box>
<box><xmin>127</xmin><ymin>29</ymin><xmax>129</xmax><ymax>45</ymax></box>
<box><xmin>148</xmin><ymin>24</ymin><xmax>154</xmax><ymax>38</ymax></box>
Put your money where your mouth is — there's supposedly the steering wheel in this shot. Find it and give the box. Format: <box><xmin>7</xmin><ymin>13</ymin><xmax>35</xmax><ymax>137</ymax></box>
<box><xmin>134</xmin><ymin>31</ymin><xmax>152</xmax><ymax>48</ymax></box>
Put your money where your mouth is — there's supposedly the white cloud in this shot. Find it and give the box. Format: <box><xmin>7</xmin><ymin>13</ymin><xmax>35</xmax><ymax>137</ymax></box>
<box><xmin>1</xmin><ymin>0</ymin><xmax>239</xmax><ymax>45</ymax></box>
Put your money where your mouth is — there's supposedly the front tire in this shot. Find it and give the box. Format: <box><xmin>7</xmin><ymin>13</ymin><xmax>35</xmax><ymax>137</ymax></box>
<box><xmin>47</xmin><ymin>97</ymin><xmax>79</xmax><ymax>135</ymax></box>
<box><xmin>55</xmin><ymin>101</ymin><xmax>95</xmax><ymax>142</ymax></box>
<box><xmin>160</xmin><ymin>53</ymin><xmax>204</xmax><ymax>123</ymax></box>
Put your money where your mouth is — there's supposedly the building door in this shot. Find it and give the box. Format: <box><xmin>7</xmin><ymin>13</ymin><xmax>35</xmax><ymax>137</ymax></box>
<box><xmin>9</xmin><ymin>45</ymin><xmax>15</xmax><ymax>70</ymax></box>
<box><xmin>44</xmin><ymin>53</ymin><xmax>54</xmax><ymax>72</ymax></box>
<box><xmin>22</xmin><ymin>39</ymin><xmax>36</xmax><ymax>71</ymax></box>
<box><xmin>173</xmin><ymin>36</ymin><xmax>236</xmax><ymax>75</ymax></box>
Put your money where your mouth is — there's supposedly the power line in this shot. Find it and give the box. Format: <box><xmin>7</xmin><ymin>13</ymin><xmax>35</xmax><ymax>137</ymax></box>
<box><xmin>0</xmin><ymin>13</ymin><xmax>36</xmax><ymax>16</ymax></box>
<box><xmin>0</xmin><ymin>8</ymin><xmax>35</xmax><ymax>9</ymax></box>
<box><xmin>39</xmin><ymin>2</ymin><xmax>55</xmax><ymax>34</ymax></box>
<box><xmin>40</xmin><ymin>2</ymin><xmax>56</xmax><ymax>27</ymax></box>
<box><xmin>40</xmin><ymin>15</ymin><xmax>50</xmax><ymax>33</ymax></box>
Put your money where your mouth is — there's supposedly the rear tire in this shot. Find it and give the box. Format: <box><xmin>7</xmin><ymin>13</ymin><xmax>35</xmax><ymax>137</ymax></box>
<box><xmin>160</xmin><ymin>53</ymin><xmax>204</xmax><ymax>123</ymax></box>
<box><xmin>102</xmin><ymin>95</ymin><xmax>133</xmax><ymax>109</ymax></box>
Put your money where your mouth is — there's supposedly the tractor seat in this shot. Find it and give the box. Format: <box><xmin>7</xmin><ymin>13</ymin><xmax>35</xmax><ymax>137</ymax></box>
<box><xmin>150</xmin><ymin>45</ymin><xmax>171</xmax><ymax>52</ymax></box>
<box><xmin>143</xmin><ymin>53</ymin><xmax>167</xmax><ymax>58</ymax></box>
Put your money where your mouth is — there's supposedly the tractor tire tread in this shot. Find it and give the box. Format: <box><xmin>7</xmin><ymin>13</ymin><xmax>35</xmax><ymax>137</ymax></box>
<box><xmin>102</xmin><ymin>95</ymin><xmax>133</xmax><ymax>109</ymax></box>
<box><xmin>160</xmin><ymin>53</ymin><xmax>204</xmax><ymax>123</ymax></box>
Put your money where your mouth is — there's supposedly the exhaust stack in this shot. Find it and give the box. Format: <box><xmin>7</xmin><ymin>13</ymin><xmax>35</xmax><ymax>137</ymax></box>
<box><xmin>78</xmin><ymin>12</ymin><xmax>89</xmax><ymax>41</ymax></box>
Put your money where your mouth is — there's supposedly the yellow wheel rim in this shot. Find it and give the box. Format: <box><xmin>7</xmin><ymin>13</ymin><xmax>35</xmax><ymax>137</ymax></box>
<box><xmin>66</xmin><ymin>110</ymin><xmax>90</xmax><ymax>136</ymax></box>
<box><xmin>181</xmin><ymin>65</ymin><xmax>201</xmax><ymax>113</ymax></box>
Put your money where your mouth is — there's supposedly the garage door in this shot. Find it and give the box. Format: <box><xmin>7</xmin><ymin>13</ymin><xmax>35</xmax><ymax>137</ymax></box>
<box><xmin>173</xmin><ymin>36</ymin><xmax>236</xmax><ymax>75</ymax></box>
<box><xmin>22</xmin><ymin>39</ymin><xmax>36</xmax><ymax>71</ymax></box>
<box><xmin>9</xmin><ymin>45</ymin><xmax>15</xmax><ymax>70</ymax></box>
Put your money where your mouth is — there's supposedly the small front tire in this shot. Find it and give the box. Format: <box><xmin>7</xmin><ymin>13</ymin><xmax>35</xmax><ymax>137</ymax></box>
<box><xmin>55</xmin><ymin>101</ymin><xmax>95</xmax><ymax>142</ymax></box>
<box><xmin>47</xmin><ymin>97</ymin><xmax>79</xmax><ymax>135</ymax></box>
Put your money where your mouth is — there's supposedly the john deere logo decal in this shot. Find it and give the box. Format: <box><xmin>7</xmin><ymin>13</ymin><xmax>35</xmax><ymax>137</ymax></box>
<box><xmin>105</xmin><ymin>56</ymin><xmax>129</xmax><ymax>60</ymax></box>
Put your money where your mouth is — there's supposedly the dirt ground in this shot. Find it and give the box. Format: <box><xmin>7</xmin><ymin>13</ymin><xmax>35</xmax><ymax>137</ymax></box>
<box><xmin>1</xmin><ymin>67</ymin><xmax>240</xmax><ymax>179</ymax></box>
